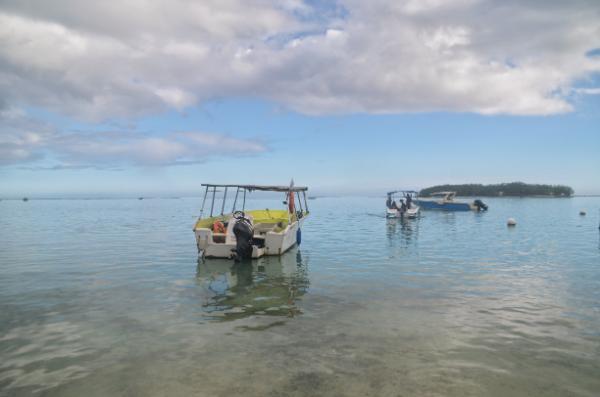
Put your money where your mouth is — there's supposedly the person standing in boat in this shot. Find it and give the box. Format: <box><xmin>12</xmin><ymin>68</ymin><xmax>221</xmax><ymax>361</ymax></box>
<box><xmin>400</xmin><ymin>199</ymin><xmax>407</xmax><ymax>213</ymax></box>
<box><xmin>386</xmin><ymin>195</ymin><xmax>392</xmax><ymax>209</ymax></box>
<box><xmin>405</xmin><ymin>193</ymin><xmax>412</xmax><ymax>209</ymax></box>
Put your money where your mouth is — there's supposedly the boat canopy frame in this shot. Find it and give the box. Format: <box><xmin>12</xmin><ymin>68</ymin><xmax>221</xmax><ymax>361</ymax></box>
<box><xmin>199</xmin><ymin>183</ymin><xmax>309</xmax><ymax>219</ymax></box>
<box><xmin>387</xmin><ymin>190</ymin><xmax>419</xmax><ymax>197</ymax></box>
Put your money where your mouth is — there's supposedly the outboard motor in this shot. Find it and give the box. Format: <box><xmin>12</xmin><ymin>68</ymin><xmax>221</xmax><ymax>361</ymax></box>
<box><xmin>232</xmin><ymin>211</ymin><xmax>254</xmax><ymax>261</ymax></box>
<box><xmin>473</xmin><ymin>199</ymin><xmax>488</xmax><ymax>211</ymax></box>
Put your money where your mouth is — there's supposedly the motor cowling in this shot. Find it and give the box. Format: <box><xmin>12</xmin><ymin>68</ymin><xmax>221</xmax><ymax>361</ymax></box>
<box><xmin>473</xmin><ymin>199</ymin><xmax>488</xmax><ymax>211</ymax></box>
<box><xmin>233</xmin><ymin>217</ymin><xmax>254</xmax><ymax>261</ymax></box>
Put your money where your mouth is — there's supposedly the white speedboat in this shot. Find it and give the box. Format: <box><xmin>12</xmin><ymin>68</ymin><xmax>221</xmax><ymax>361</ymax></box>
<box><xmin>193</xmin><ymin>183</ymin><xmax>309</xmax><ymax>260</ymax></box>
<box><xmin>386</xmin><ymin>190</ymin><xmax>420</xmax><ymax>219</ymax></box>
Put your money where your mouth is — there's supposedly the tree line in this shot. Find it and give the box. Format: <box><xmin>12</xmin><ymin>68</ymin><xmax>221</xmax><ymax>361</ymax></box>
<box><xmin>420</xmin><ymin>182</ymin><xmax>574</xmax><ymax>197</ymax></box>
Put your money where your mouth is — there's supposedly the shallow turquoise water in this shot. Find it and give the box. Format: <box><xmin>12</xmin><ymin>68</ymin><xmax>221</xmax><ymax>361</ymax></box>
<box><xmin>1</xmin><ymin>197</ymin><xmax>599</xmax><ymax>396</ymax></box>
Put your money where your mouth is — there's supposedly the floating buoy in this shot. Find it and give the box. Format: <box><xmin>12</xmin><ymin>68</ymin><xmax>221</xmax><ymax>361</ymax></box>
<box><xmin>507</xmin><ymin>218</ymin><xmax>517</xmax><ymax>226</ymax></box>
<box><xmin>579</xmin><ymin>210</ymin><xmax>586</xmax><ymax>216</ymax></box>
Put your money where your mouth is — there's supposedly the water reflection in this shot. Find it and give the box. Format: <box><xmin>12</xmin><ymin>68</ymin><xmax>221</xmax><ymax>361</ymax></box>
<box><xmin>386</xmin><ymin>217</ymin><xmax>418</xmax><ymax>247</ymax></box>
<box><xmin>196</xmin><ymin>249</ymin><xmax>309</xmax><ymax>320</ymax></box>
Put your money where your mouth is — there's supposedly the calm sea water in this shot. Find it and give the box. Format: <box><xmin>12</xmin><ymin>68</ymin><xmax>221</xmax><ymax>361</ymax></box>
<box><xmin>1</xmin><ymin>197</ymin><xmax>599</xmax><ymax>396</ymax></box>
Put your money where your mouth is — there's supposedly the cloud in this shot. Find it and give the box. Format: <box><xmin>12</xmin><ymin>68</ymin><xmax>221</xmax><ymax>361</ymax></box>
<box><xmin>574</xmin><ymin>87</ymin><xmax>600</xmax><ymax>95</ymax></box>
<box><xmin>0</xmin><ymin>108</ymin><xmax>266</xmax><ymax>168</ymax></box>
<box><xmin>0</xmin><ymin>107</ymin><xmax>54</xmax><ymax>165</ymax></box>
<box><xmin>0</xmin><ymin>0</ymin><xmax>599</xmax><ymax>121</ymax></box>
<box><xmin>0</xmin><ymin>1</ymin><xmax>305</xmax><ymax>121</ymax></box>
<box><xmin>267</xmin><ymin>0</ymin><xmax>600</xmax><ymax>115</ymax></box>
<box><xmin>52</xmin><ymin>130</ymin><xmax>267</xmax><ymax>167</ymax></box>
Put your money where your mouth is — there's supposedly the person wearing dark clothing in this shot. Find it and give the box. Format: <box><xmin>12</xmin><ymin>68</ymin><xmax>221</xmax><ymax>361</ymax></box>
<box><xmin>400</xmin><ymin>199</ymin><xmax>407</xmax><ymax>213</ymax></box>
<box><xmin>391</xmin><ymin>200</ymin><xmax>398</xmax><ymax>210</ymax></box>
<box><xmin>406</xmin><ymin>194</ymin><xmax>412</xmax><ymax>209</ymax></box>
<box><xmin>386</xmin><ymin>196</ymin><xmax>392</xmax><ymax>209</ymax></box>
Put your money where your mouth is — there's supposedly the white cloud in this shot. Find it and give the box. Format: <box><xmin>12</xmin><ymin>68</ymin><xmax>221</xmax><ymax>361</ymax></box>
<box><xmin>52</xmin><ymin>131</ymin><xmax>267</xmax><ymax>167</ymax></box>
<box><xmin>423</xmin><ymin>26</ymin><xmax>471</xmax><ymax>52</ymax></box>
<box><xmin>154</xmin><ymin>88</ymin><xmax>197</xmax><ymax>110</ymax></box>
<box><xmin>0</xmin><ymin>108</ymin><xmax>266</xmax><ymax>168</ymax></box>
<box><xmin>0</xmin><ymin>0</ymin><xmax>599</xmax><ymax>165</ymax></box>
<box><xmin>0</xmin><ymin>107</ymin><xmax>53</xmax><ymax>165</ymax></box>
<box><xmin>574</xmin><ymin>87</ymin><xmax>600</xmax><ymax>95</ymax></box>
<box><xmin>397</xmin><ymin>0</ymin><xmax>479</xmax><ymax>15</ymax></box>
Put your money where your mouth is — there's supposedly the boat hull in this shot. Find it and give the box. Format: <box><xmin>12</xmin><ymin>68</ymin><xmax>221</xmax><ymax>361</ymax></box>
<box><xmin>386</xmin><ymin>207</ymin><xmax>420</xmax><ymax>218</ymax></box>
<box><xmin>416</xmin><ymin>199</ymin><xmax>473</xmax><ymax>211</ymax></box>
<box><xmin>194</xmin><ymin>210</ymin><xmax>306</xmax><ymax>259</ymax></box>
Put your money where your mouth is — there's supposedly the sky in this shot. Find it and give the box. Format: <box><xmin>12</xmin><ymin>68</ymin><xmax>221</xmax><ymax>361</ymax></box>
<box><xmin>1</xmin><ymin>0</ymin><xmax>599</xmax><ymax>197</ymax></box>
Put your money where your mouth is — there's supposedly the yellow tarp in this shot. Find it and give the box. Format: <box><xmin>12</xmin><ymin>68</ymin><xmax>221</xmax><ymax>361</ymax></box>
<box><xmin>194</xmin><ymin>209</ymin><xmax>298</xmax><ymax>231</ymax></box>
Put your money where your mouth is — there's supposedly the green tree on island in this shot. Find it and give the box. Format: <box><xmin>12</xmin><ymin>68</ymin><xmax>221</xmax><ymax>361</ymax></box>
<box><xmin>420</xmin><ymin>182</ymin><xmax>574</xmax><ymax>197</ymax></box>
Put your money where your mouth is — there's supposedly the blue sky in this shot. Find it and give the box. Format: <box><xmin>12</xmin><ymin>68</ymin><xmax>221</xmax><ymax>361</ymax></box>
<box><xmin>3</xmin><ymin>96</ymin><xmax>599</xmax><ymax>197</ymax></box>
<box><xmin>1</xmin><ymin>1</ymin><xmax>599</xmax><ymax>197</ymax></box>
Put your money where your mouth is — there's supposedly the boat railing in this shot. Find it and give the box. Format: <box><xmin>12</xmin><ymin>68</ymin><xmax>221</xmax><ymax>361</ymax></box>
<box><xmin>198</xmin><ymin>184</ymin><xmax>309</xmax><ymax>222</ymax></box>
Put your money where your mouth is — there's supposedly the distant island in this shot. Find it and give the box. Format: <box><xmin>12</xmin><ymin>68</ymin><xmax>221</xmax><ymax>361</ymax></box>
<box><xmin>420</xmin><ymin>182</ymin><xmax>574</xmax><ymax>197</ymax></box>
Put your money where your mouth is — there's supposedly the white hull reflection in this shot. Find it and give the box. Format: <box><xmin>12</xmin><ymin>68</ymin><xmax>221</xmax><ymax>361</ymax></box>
<box><xmin>196</xmin><ymin>248</ymin><xmax>309</xmax><ymax>320</ymax></box>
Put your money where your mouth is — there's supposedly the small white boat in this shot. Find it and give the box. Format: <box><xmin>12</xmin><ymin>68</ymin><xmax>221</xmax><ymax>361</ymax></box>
<box><xmin>386</xmin><ymin>190</ymin><xmax>420</xmax><ymax>219</ymax></box>
<box><xmin>193</xmin><ymin>183</ymin><xmax>309</xmax><ymax>260</ymax></box>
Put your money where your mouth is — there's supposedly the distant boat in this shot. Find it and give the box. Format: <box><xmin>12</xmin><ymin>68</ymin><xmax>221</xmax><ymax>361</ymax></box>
<box><xmin>308</xmin><ymin>196</ymin><xmax>317</xmax><ymax>200</ymax></box>
<box><xmin>22</xmin><ymin>197</ymin><xmax>29</xmax><ymax>202</ymax></box>
<box><xmin>416</xmin><ymin>191</ymin><xmax>487</xmax><ymax>211</ymax></box>
<box><xmin>386</xmin><ymin>190</ymin><xmax>420</xmax><ymax>219</ymax></box>
<box><xmin>138</xmin><ymin>197</ymin><xmax>144</xmax><ymax>200</ymax></box>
